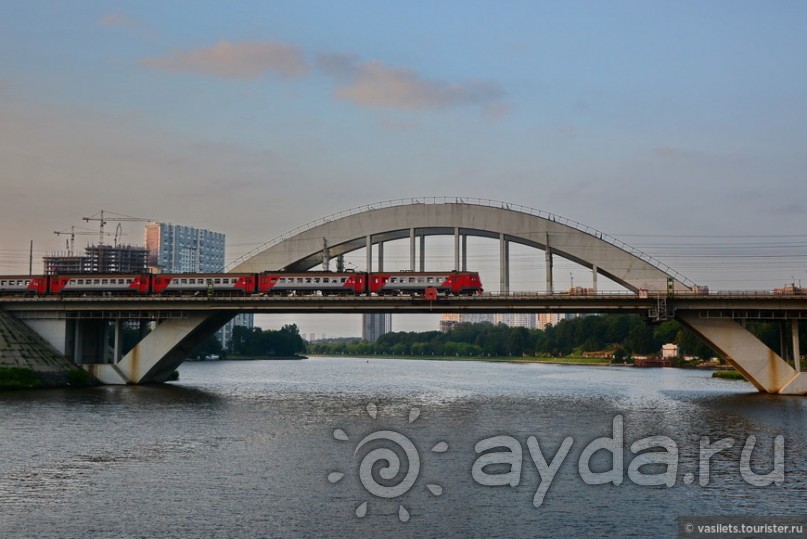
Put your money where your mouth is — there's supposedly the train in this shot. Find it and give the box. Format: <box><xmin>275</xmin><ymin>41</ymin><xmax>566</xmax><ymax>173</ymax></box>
<box><xmin>0</xmin><ymin>271</ymin><xmax>483</xmax><ymax>297</ymax></box>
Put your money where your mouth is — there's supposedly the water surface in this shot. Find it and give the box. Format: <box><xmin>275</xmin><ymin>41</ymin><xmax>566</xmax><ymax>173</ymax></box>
<box><xmin>1</xmin><ymin>358</ymin><xmax>804</xmax><ymax>538</ymax></box>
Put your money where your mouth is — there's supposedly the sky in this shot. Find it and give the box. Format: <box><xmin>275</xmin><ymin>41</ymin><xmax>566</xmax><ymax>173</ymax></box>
<box><xmin>1</xmin><ymin>1</ymin><xmax>806</xmax><ymax>337</ymax></box>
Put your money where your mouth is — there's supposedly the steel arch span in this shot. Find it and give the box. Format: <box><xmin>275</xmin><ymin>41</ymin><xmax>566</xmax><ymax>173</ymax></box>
<box><xmin>230</xmin><ymin>198</ymin><xmax>695</xmax><ymax>292</ymax></box>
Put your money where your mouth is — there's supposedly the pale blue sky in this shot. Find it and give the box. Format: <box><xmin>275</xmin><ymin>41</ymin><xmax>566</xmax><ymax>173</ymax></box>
<box><xmin>2</xmin><ymin>1</ymin><xmax>806</xmax><ymax>335</ymax></box>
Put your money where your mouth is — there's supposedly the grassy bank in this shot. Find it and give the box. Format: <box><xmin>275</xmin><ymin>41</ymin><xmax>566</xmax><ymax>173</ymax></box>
<box><xmin>0</xmin><ymin>366</ymin><xmax>97</xmax><ymax>390</ymax></box>
<box><xmin>0</xmin><ymin>367</ymin><xmax>42</xmax><ymax>389</ymax></box>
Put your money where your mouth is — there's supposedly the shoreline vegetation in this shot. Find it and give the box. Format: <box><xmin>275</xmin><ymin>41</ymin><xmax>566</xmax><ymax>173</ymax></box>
<box><xmin>223</xmin><ymin>354</ymin><xmax>307</xmax><ymax>361</ymax></box>
<box><xmin>306</xmin><ymin>353</ymin><xmax>741</xmax><ymax>370</ymax></box>
<box><xmin>0</xmin><ymin>366</ymin><xmax>95</xmax><ymax>391</ymax></box>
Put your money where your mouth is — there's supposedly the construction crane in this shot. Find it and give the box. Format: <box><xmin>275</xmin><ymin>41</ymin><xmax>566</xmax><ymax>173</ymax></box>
<box><xmin>82</xmin><ymin>211</ymin><xmax>153</xmax><ymax>271</ymax></box>
<box><xmin>53</xmin><ymin>226</ymin><xmax>102</xmax><ymax>256</ymax></box>
<box><xmin>82</xmin><ymin>211</ymin><xmax>152</xmax><ymax>249</ymax></box>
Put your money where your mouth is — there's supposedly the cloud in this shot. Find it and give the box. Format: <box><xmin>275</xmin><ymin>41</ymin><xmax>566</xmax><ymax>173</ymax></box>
<box><xmin>317</xmin><ymin>54</ymin><xmax>505</xmax><ymax>113</ymax></box>
<box><xmin>99</xmin><ymin>13</ymin><xmax>140</xmax><ymax>27</ymax></box>
<box><xmin>141</xmin><ymin>40</ymin><xmax>308</xmax><ymax>79</ymax></box>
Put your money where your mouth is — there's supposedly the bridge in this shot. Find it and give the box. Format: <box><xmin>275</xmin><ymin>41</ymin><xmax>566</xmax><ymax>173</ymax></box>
<box><xmin>1</xmin><ymin>198</ymin><xmax>804</xmax><ymax>394</ymax></box>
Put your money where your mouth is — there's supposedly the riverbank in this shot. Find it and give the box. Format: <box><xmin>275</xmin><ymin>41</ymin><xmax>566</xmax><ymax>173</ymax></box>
<box><xmin>0</xmin><ymin>365</ymin><xmax>94</xmax><ymax>390</ymax></box>
<box><xmin>0</xmin><ymin>310</ymin><xmax>97</xmax><ymax>390</ymax></box>
<box><xmin>308</xmin><ymin>354</ymin><xmax>618</xmax><ymax>366</ymax></box>
<box><xmin>223</xmin><ymin>354</ymin><xmax>308</xmax><ymax>361</ymax></box>
<box><xmin>712</xmin><ymin>370</ymin><xmax>748</xmax><ymax>381</ymax></box>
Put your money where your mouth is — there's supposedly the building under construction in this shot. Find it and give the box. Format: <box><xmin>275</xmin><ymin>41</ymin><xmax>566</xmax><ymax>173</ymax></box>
<box><xmin>43</xmin><ymin>245</ymin><xmax>149</xmax><ymax>274</ymax></box>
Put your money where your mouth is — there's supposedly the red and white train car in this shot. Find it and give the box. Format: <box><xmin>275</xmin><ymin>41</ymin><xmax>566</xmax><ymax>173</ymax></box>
<box><xmin>0</xmin><ymin>275</ymin><xmax>49</xmax><ymax>295</ymax></box>
<box><xmin>369</xmin><ymin>271</ymin><xmax>482</xmax><ymax>296</ymax></box>
<box><xmin>48</xmin><ymin>274</ymin><xmax>150</xmax><ymax>294</ymax></box>
<box><xmin>257</xmin><ymin>272</ymin><xmax>366</xmax><ymax>295</ymax></box>
<box><xmin>151</xmin><ymin>274</ymin><xmax>255</xmax><ymax>295</ymax></box>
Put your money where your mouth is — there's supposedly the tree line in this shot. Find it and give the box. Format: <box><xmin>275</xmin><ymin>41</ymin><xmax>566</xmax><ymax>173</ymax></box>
<box><xmin>189</xmin><ymin>323</ymin><xmax>305</xmax><ymax>358</ymax></box>
<box><xmin>306</xmin><ymin>314</ymin><xmax>804</xmax><ymax>361</ymax></box>
<box><xmin>186</xmin><ymin>314</ymin><xmax>803</xmax><ymax>362</ymax></box>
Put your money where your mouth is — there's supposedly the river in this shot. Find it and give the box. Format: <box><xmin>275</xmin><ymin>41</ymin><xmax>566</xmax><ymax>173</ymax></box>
<box><xmin>1</xmin><ymin>358</ymin><xmax>804</xmax><ymax>538</ymax></box>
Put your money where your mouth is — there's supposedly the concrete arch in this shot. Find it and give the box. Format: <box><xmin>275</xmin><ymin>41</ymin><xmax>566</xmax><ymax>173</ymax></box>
<box><xmin>230</xmin><ymin>198</ymin><xmax>694</xmax><ymax>292</ymax></box>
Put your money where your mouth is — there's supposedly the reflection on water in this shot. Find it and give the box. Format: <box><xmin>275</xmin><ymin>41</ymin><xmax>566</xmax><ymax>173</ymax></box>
<box><xmin>0</xmin><ymin>358</ymin><xmax>804</xmax><ymax>538</ymax></box>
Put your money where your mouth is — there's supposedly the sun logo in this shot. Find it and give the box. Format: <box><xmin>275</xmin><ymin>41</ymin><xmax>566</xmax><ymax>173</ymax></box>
<box><xmin>327</xmin><ymin>403</ymin><xmax>447</xmax><ymax>522</ymax></box>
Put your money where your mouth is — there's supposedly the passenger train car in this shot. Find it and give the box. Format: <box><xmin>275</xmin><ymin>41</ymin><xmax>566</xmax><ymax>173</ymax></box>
<box><xmin>0</xmin><ymin>271</ymin><xmax>483</xmax><ymax>297</ymax></box>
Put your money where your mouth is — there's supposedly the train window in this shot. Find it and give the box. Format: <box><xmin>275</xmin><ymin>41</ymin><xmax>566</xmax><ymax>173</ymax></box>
<box><xmin>214</xmin><ymin>279</ymin><xmax>221</xmax><ymax>284</ymax></box>
<box><xmin>305</xmin><ymin>278</ymin><xmax>311</xmax><ymax>283</ymax></box>
<box><xmin>340</xmin><ymin>278</ymin><xmax>346</xmax><ymax>283</ymax></box>
<box><xmin>101</xmin><ymin>279</ymin><xmax>108</xmax><ymax>285</ymax></box>
<box><xmin>181</xmin><ymin>279</ymin><xmax>187</xmax><ymax>284</ymax></box>
<box><xmin>323</xmin><ymin>278</ymin><xmax>329</xmax><ymax>283</ymax></box>
<box><xmin>410</xmin><ymin>277</ymin><xmax>416</xmax><ymax>283</ymax></box>
<box><xmin>427</xmin><ymin>277</ymin><xmax>434</xmax><ymax>283</ymax></box>
<box><xmin>279</xmin><ymin>278</ymin><xmax>286</xmax><ymax>283</ymax></box>
<box><xmin>313</xmin><ymin>278</ymin><xmax>320</xmax><ymax>283</ymax></box>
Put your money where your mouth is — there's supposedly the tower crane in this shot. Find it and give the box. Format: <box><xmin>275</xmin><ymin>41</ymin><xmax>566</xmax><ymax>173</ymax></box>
<box><xmin>81</xmin><ymin>211</ymin><xmax>153</xmax><ymax>271</ymax></box>
<box><xmin>53</xmin><ymin>226</ymin><xmax>102</xmax><ymax>256</ymax></box>
<box><xmin>82</xmin><ymin>211</ymin><xmax>153</xmax><ymax>249</ymax></box>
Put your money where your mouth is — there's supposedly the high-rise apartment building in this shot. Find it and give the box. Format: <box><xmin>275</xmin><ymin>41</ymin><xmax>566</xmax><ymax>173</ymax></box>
<box><xmin>145</xmin><ymin>222</ymin><xmax>225</xmax><ymax>273</ymax></box>
<box><xmin>362</xmin><ymin>313</ymin><xmax>391</xmax><ymax>342</ymax></box>
<box><xmin>494</xmin><ymin>313</ymin><xmax>537</xmax><ymax>329</ymax></box>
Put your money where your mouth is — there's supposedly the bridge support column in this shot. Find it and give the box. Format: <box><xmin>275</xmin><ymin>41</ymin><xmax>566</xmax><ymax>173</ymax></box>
<box><xmin>85</xmin><ymin>313</ymin><xmax>233</xmax><ymax>385</ymax></box>
<box><xmin>499</xmin><ymin>233</ymin><xmax>509</xmax><ymax>294</ymax></box>
<box><xmin>365</xmin><ymin>235</ymin><xmax>372</xmax><ymax>272</ymax></box>
<box><xmin>454</xmin><ymin>228</ymin><xmax>460</xmax><ymax>271</ymax></box>
<box><xmin>779</xmin><ymin>322</ymin><xmax>789</xmax><ymax>361</ymax></box>
<box><xmin>592</xmin><ymin>265</ymin><xmax>598</xmax><ymax>293</ymax></box>
<box><xmin>793</xmin><ymin>320</ymin><xmax>801</xmax><ymax>372</ymax></box>
<box><xmin>419</xmin><ymin>235</ymin><xmax>426</xmax><ymax>272</ymax></box>
<box><xmin>378</xmin><ymin>241</ymin><xmax>384</xmax><ymax>272</ymax></box>
<box><xmin>461</xmin><ymin>234</ymin><xmax>467</xmax><ymax>272</ymax></box>
<box><xmin>677</xmin><ymin>312</ymin><xmax>806</xmax><ymax>395</ymax></box>
<box><xmin>409</xmin><ymin>228</ymin><xmax>416</xmax><ymax>271</ymax></box>
<box><xmin>545</xmin><ymin>233</ymin><xmax>553</xmax><ymax>294</ymax></box>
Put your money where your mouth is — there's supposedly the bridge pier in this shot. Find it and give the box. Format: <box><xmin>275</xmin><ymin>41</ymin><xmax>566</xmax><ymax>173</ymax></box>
<box><xmin>677</xmin><ymin>312</ymin><xmax>806</xmax><ymax>395</ymax></box>
<box><xmin>86</xmin><ymin>313</ymin><xmax>233</xmax><ymax>384</ymax></box>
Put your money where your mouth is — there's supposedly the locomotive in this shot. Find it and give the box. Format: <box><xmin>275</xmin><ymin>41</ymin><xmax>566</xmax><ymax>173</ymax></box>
<box><xmin>0</xmin><ymin>271</ymin><xmax>483</xmax><ymax>297</ymax></box>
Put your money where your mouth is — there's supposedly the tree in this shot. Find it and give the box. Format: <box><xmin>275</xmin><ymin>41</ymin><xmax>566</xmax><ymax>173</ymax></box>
<box><xmin>190</xmin><ymin>334</ymin><xmax>223</xmax><ymax>359</ymax></box>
